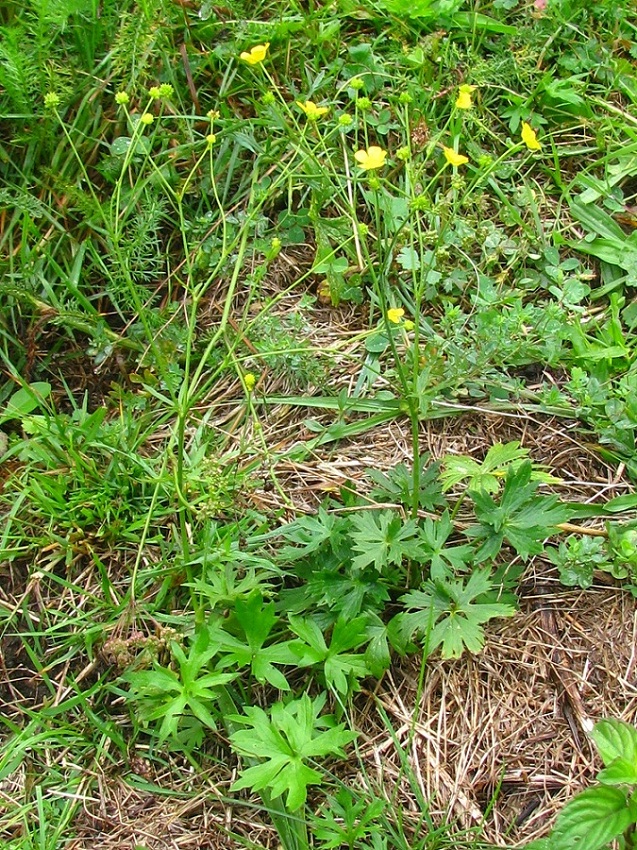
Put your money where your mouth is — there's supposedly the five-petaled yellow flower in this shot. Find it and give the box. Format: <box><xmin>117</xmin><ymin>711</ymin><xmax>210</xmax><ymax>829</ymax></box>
<box><xmin>296</xmin><ymin>100</ymin><xmax>329</xmax><ymax>120</ymax></box>
<box><xmin>240</xmin><ymin>43</ymin><xmax>270</xmax><ymax>65</ymax></box>
<box><xmin>455</xmin><ymin>84</ymin><xmax>476</xmax><ymax>110</ymax></box>
<box><xmin>387</xmin><ymin>308</ymin><xmax>405</xmax><ymax>324</ymax></box>
<box><xmin>521</xmin><ymin>121</ymin><xmax>542</xmax><ymax>151</ymax></box>
<box><xmin>354</xmin><ymin>146</ymin><xmax>387</xmax><ymax>170</ymax></box>
<box><xmin>443</xmin><ymin>146</ymin><xmax>469</xmax><ymax>167</ymax></box>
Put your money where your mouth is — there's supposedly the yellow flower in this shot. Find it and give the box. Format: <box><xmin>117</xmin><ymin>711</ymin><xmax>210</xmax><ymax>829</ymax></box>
<box><xmin>387</xmin><ymin>308</ymin><xmax>405</xmax><ymax>324</ymax></box>
<box><xmin>455</xmin><ymin>84</ymin><xmax>476</xmax><ymax>110</ymax></box>
<box><xmin>521</xmin><ymin>121</ymin><xmax>542</xmax><ymax>151</ymax></box>
<box><xmin>244</xmin><ymin>373</ymin><xmax>256</xmax><ymax>392</ymax></box>
<box><xmin>296</xmin><ymin>100</ymin><xmax>329</xmax><ymax>120</ymax></box>
<box><xmin>443</xmin><ymin>146</ymin><xmax>469</xmax><ymax>167</ymax></box>
<box><xmin>140</xmin><ymin>112</ymin><xmax>154</xmax><ymax>125</ymax></box>
<box><xmin>240</xmin><ymin>43</ymin><xmax>270</xmax><ymax>65</ymax></box>
<box><xmin>354</xmin><ymin>145</ymin><xmax>387</xmax><ymax>170</ymax></box>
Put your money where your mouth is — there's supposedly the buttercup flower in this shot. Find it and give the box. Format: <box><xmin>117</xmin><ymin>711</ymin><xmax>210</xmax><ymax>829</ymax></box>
<box><xmin>521</xmin><ymin>121</ymin><xmax>542</xmax><ymax>151</ymax></box>
<box><xmin>387</xmin><ymin>308</ymin><xmax>405</xmax><ymax>324</ymax></box>
<box><xmin>455</xmin><ymin>84</ymin><xmax>476</xmax><ymax>110</ymax></box>
<box><xmin>244</xmin><ymin>373</ymin><xmax>256</xmax><ymax>392</ymax></box>
<box><xmin>354</xmin><ymin>146</ymin><xmax>387</xmax><ymax>170</ymax></box>
<box><xmin>443</xmin><ymin>146</ymin><xmax>469</xmax><ymax>167</ymax></box>
<box><xmin>296</xmin><ymin>100</ymin><xmax>329</xmax><ymax>120</ymax></box>
<box><xmin>240</xmin><ymin>43</ymin><xmax>269</xmax><ymax>65</ymax></box>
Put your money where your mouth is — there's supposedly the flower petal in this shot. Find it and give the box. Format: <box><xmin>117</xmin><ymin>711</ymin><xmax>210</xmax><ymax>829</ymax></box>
<box><xmin>521</xmin><ymin>121</ymin><xmax>542</xmax><ymax>150</ymax></box>
<box><xmin>443</xmin><ymin>146</ymin><xmax>469</xmax><ymax>167</ymax></box>
<box><xmin>387</xmin><ymin>308</ymin><xmax>405</xmax><ymax>324</ymax></box>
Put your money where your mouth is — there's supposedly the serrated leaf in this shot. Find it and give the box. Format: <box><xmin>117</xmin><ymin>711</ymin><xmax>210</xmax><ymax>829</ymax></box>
<box><xmin>399</xmin><ymin>570</ymin><xmax>516</xmax><ymax>659</ymax></box>
<box><xmin>350</xmin><ymin>510</ymin><xmax>418</xmax><ymax>573</ymax></box>
<box><xmin>591</xmin><ymin>718</ymin><xmax>637</xmax><ymax>771</ymax></box>
<box><xmin>552</xmin><ymin>786</ymin><xmax>635</xmax><ymax>850</ymax></box>
<box><xmin>230</xmin><ymin>694</ymin><xmax>356</xmax><ymax>810</ymax></box>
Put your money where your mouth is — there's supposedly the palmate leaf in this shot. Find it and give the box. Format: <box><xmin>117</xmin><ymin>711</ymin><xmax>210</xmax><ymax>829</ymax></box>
<box><xmin>230</xmin><ymin>693</ymin><xmax>357</xmax><ymax>811</ymax></box>
<box><xmin>350</xmin><ymin>510</ymin><xmax>419</xmax><ymax>573</ymax></box>
<box><xmin>467</xmin><ymin>462</ymin><xmax>571</xmax><ymax>560</ymax></box>
<box><xmin>288</xmin><ymin>615</ymin><xmax>371</xmax><ymax>694</ymax></box>
<box><xmin>441</xmin><ymin>441</ymin><xmax>531</xmax><ymax>493</ymax></box>
<box><xmin>413</xmin><ymin>511</ymin><xmax>473</xmax><ymax>581</ymax></box>
<box><xmin>396</xmin><ymin>569</ymin><xmax>516</xmax><ymax>659</ymax></box>
<box><xmin>552</xmin><ymin>786</ymin><xmax>637</xmax><ymax>850</ymax></box>
<box><xmin>216</xmin><ymin>591</ymin><xmax>295</xmax><ymax>690</ymax></box>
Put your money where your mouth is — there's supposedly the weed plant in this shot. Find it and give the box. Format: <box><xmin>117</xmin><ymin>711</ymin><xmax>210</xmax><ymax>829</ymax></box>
<box><xmin>2</xmin><ymin>0</ymin><xmax>637</xmax><ymax>847</ymax></box>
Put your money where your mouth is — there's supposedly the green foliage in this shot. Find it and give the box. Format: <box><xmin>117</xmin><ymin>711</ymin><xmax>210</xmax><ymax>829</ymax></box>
<box><xmin>3</xmin><ymin>0</ymin><xmax>637</xmax><ymax>845</ymax></box>
<box><xmin>288</xmin><ymin>615</ymin><xmax>372</xmax><ymax>695</ymax></box>
<box><xmin>394</xmin><ymin>569</ymin><xmax>516</xmax><ymax>659</ymax></box>
<box><xmin>525</xmin><ymin>719</ymin><xmax>637</xmax><ymax>850</ymax></box>
<box><xmin>215</xmin><ymin>591</ymin><xmax>297</xmax><ymax>690</ymax></box>
<box><xmin>123</xmin><ymin>626</ymin><xmax>236</xmax><ymax>748</ymax></box>
<box><xmin>311</xmin><ymin>788</ymin><xmax>386</xmax><ymax>849</ymax></box>
<box><xmin>229</xmin><ymin>693</ymin><xmax>357</xmax><ymax>811</ymax></box>
<box><xmin>466</xmin><ymin>462</ymin><xmax>572</xmax><ymax>561</ymax></box>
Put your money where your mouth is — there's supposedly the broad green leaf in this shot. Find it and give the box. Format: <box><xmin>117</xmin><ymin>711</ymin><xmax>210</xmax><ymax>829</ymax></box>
<box><xmin>591</xmin><ymin>718</ymin><xmax>637</xmax><ymax>771</ymax></box>
<box><xmin>553</xmin><ymin>786</ymin><xmax>636</xmax><ymax>850</ymax></box>
<box><xmin>596</xmin><ymin>759</ymin><xmax>637</xmax><ymax>786</ymax></box>
<box><xmin>2</xmin><ymin>382</ymin><xmax>51</xmax><ymax>421</ymax></box>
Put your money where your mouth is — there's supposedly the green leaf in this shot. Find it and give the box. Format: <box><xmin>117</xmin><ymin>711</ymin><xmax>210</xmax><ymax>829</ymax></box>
<box><xmin>552</xmin><ymin>786</ymin><xmax>636</xmax><ymax>850</ymax></box>
<box><xmin>397</xmin><ymin>569</ymin><xmax>516</xmax><ymax>659</ymax></box>
<box><xmin>288</xmin><ymin>615</ymin><xmax>371</xmax><ymax>695</ymax></box>
<box><xmin>591</xmin><ymin>718</ymin><xmax>637</xmax><ymax>772</ymax></box>
<box><xmin>350</xmin><ymin>510</ymin><xmax>418</xmax><ymax>573</ymax></box>
<box><xmin>441</xmin><ymin>441</ymin><xmax>532</xmax><ymax>493</ymax></box>
<box><xmin>216</xmin><ymin>592</ymin><xmax>294</xmax><ymax>690</ymax></box>
<box><xmin>467</xmin><ymin>462</ymin><xmax>571</xmax><ymax>560</ymax></box>
<box><xmin>230</xmin><ymin>694</ymin><xmax>356</xmax><ymax>811</ymax></box>
<box><xmin>1</xmin><ymin>382</ymin><xmax>51</xmax><ymax>422</ymax></box>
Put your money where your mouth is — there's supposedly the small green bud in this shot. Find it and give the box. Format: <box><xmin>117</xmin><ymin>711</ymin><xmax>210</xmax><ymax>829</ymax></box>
<box><xmin>477</xmin><ymin>153</ymin><xmax>494</xmax><ymax>169</ymax></box>
<box><xmin>44</xmin><ymin>92</ymin><xmax>60</xmax><ymax>110</ymax></box>
<box><xmin>357</xmin><ymin>223</ymin><xmax>369</xmax><ymax>237</ymax></box>
<box><xmin>398</xmin><ymin>92</ymin><xmax>413</xmax><ymax>105</ymax></box>
<box><xmin>158</xmin><ymin>83</ymin><xmax>173</xmax><ymax>98</ymax></box>
<box><xmin>206</xmin><ymin>133</ymin><xmax>217</xmax><ymax>145</ymax></box>
<box><xmin>396</xmin><ymin>146</ymin><xmax>410</xmax><ymax>161</ymax></box>
<box><xmin>367</xmin><ymin>175</ymin><xmax>381</xmax><ymax>190</ymax></box>
<box><xmin>338</xmin><ymin>113</ymin><xmax>353</xmax><ymax>127</ymax></box>
<box><xmin>350</xmin><ymin>77</ymin><xmax>364</xmax><ymax>90</ymax></box>
<box><xmin>115</xmin><ymin>91</ymin><xmax>130</xmax><ymax>106</ymax></box>
<box><xmin>148</xmin><ymin>86</ymin><xmax>161</xmax><ymax>99</ymax></box>
<box><xmin>140</xmin><ymin>112</ymin><xmax>154</xmax><ymax>125</ymax></box>
<box><xmin>357</xmin><ymin>96</ymin><xmax>372</xmax><ymax>111</ymax></box>
<box><xmin>261</xmin><ymin>91</ymin><xmax>276</xmax><ymax>106</ymax></box>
